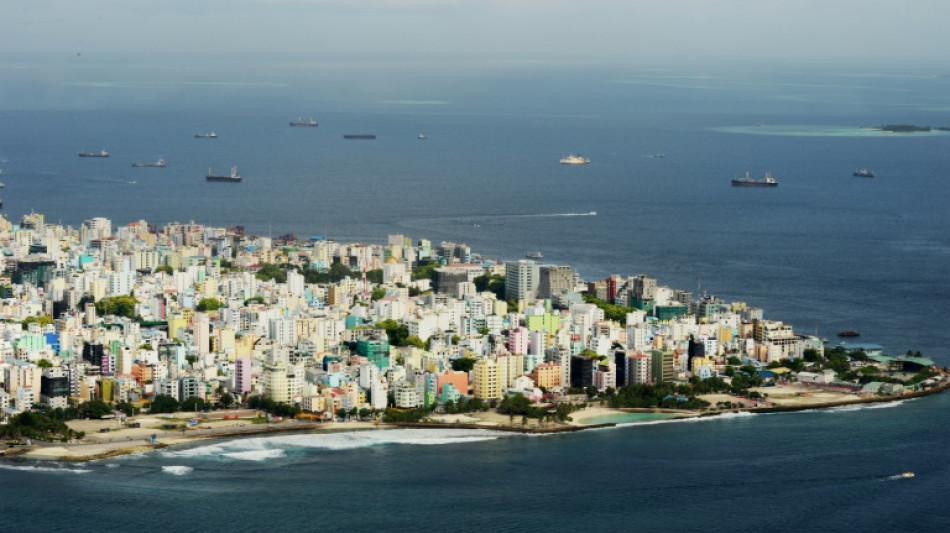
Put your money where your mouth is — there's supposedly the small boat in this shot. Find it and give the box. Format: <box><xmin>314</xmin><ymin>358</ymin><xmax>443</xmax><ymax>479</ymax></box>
<box><xmin>195</xmin><ymin>132</ymin><xmax>218</xmax><ymax>139</ymax></box>
<box><xmin>418</xmin><ymin>133</ymin><xmax>428</xmax><ymax>140</ymax></box>
<box><xmin>79</xmin><ymin>150</ymin><xmax>109</xmax><ymax>157</ymax></box>
<box><xmin>131</xmin><ymin>157</ymin><xmax>166</xmax><ymax>168</ymax></box>
<box><xmin>837</xmin><ymin>330</ymin><xmax>860</xmax><ymax>337</ymax></box>
<box><xmin>853</xmin><ymin>168</ymin><xmax>874</xmax><ymax>178</ymax></box>
<box><xmin>560</xmin><ymin>154</ymin><xmax>591</xmax><ymax>165</ymax></box>
<box><xmin>526</xmin><ymin>251</ymin><xmax>543</xmax><ymax>260</ymax></box>
<box><xmin>206</xmin><ymin>166</ymin><xmax>242</xmax><ymax>182</ymax></box>
<box><xmin>898</xmin><ymin>472</ymin><xmax>915</xmax><ymax>479</ymax></box>
<box><xmin>289</xmin><ymin>117</ymin><xmax>318</xmax><ymax>127</ymax></box>
<box><xmin>343</xmin><ymin>134</ymin><xmax>376</xmax><ymax>139</ymax></box>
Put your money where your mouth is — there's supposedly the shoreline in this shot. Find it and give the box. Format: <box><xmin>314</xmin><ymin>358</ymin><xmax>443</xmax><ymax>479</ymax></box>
<box><xmin>4</xmin><ymin>381</ymin><xmax>947</xmax><ymax>463</ymax></box>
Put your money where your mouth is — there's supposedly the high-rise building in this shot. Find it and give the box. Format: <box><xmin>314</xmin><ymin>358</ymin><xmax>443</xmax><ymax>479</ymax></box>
<box><xmin>505</xmin><ymin>260</ymin><xmax>540</xmax><ymax>302</ymax></box>
<box><xmin>234</xmin><ymin>357</ymin><xmax>252</xmax><ymax>394</ymax></box>
<box><xmin>538</xmin><ymin>265</ymin><xmax>575</xmax><ymax>300</ymax></box>
<box><xmin>570</xmin><ymin>355</ymin><xmax>594</xmax><ymax>389</ymax></box>
<box><xmin>626</xmin><ymin>354</ymin><xmax>652</xmax><ymax>385</ymax></box>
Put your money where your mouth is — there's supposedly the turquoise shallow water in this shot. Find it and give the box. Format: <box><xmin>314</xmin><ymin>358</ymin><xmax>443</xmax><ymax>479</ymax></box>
<box><xmin>578</xmin><ymin>412</ymin><xmax>679</xmax><ymax>425</ymax></box>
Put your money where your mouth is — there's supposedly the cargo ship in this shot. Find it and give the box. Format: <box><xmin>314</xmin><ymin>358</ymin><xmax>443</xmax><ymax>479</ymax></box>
<box><xmin>560</xmin><ymin>154</ymin><xmax>591</xmax><ymax>165</ymax></box>
<box><xmin>853</xmin><ymin>168</ymin><xmax>874</xmax><ymax>177</ymax></box>
<box><xmin>79</xmin><ymin>150</ymin><xmax>109</xmax><ymax>157</ymax></box>
<box><xmin>195</xmin><ymin>132</ymin><xmax>218</xmax><ymax>139</ymax></box>
<box><xmin>132</xmin><ymin>157</ymin><xmax>166</xmax><ymax>168</ymax></box>
<box><xmin>731</xmin><ymin>171</ymin><xmax>778</xmax><ymax>187</ymax></box>
<box><xmin>290</xmin><ymin>117</ymin><xmax>318</xmax><ymax>127</ymax></box>
<box><xmin>206</xmin><ymin>166</ymin><xmax>242</xmax><ymax>182</ymax></box>
<box><xmin>343</xmin><ymin>134</ymin><xmax>376</xmax><ymax>139</ymax></box>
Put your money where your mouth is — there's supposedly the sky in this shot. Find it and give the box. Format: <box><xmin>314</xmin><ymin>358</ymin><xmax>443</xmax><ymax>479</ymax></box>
<box><xmin>2</xmin><ymin>0</ymin><xmax>950</xmax><ymax>67</ymax></box>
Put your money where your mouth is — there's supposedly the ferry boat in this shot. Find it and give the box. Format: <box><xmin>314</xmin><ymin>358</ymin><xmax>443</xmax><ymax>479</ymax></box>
<box><xmin>195</xmin><ymin>132</ymin><xmax>218</xmax><ymax>139</ymax></box>
<box><xmin>206</xmin><ymin>166</ymin><xmax>242</xmax><ymax>183</ymax></box>
<box><xmin>290</xmin><ymin>117</ymin><xmax>318</xmax><ymax>127</ymax></box>
<box><xmin>79</xmin><ymin>150</ymin><xmax>109</xmax><ymax>157</ymax></box>
<box><xmin>132</xmin><ymin>157</ymin><xmax>166</xmax><ymax>168</ymax></box>
<box><xmin>560</xmin><ymin>154</ymin><xmax>591</xmax><ymax>165</ymax></box>
<box><xmin>853</xmin><ymin>168</ymin><xmax>874</xmax><ymax>178</ymax></box>
<box><xmin>731</xmin><ymin>171</ymin><xmax>778</xmax><ymax>187</ymax></box>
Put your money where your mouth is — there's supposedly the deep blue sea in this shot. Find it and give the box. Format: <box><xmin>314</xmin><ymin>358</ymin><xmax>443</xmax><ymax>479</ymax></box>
<box><xmin>1</xmin><ymin>63</ymin><xmax>949</xmax><ymax>530</ymax></box>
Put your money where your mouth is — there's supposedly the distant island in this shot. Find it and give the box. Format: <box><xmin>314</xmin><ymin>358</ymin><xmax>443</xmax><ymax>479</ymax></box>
<box><xmin>864</xmin><ymin>124</ymin><xmax>950</xmax><ymax>133</ymax></box>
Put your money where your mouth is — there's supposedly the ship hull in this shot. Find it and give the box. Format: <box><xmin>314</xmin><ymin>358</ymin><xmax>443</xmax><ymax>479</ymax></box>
<box><xmin>343</xmin><ymin>134</ymin><xmax>376</xmax><ymax>139</ymax></box>
<box><xmin>205</xmin><ymin>176</ymin><xmax>242</xmax><ymax>182</ymax></box>
<box><xmin>731</xmin><ymin>181</ymin><xmax>777</xmax><ymax>187</ymax></box>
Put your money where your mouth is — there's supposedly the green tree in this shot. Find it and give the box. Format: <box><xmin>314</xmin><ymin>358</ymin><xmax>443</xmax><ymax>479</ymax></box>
<box><xmin>581</xmin><ymin>294</ymin><xmax>633</xmax><ymax>325</ymax></box>
<box><xmin>498</xmin><ymin>393</ymin><xmax>533</xmax><ymax>416</ymax></box>
<box><xmin>411</xmin><ymin>262</ymin><xmax>439</xmax><ymax>281</ymax></box>
<box><xmin>95</xmin><ymin>295</ymin><xmax>139</xmax><ymax>319</ymax></box>
<box><xmin>365</xmin><ymin>269</ymin><xmax>384</xmax><ymax>285</ymax></box>
<box><xmin>149</xmin><ymin>394</ymin><xmax>180</xmax><ymax>414</ymax></box>
<box><xmin>255</xmin><ymin>263</ymin><xmax>287</xmax><ymax>283</ymax></box>
<box><xmin>22</xmin><ymin>315</ymin><xmax>54</xmax><ymax>329</ymax></box>
<box><xmin>377</xmin><ymin>319</ymin><xmax>411</xmax><ymax>346</ymax></box>
<box><xmin>451</xmin><ymin>357</ymin><xmax>476</xmax><ymax>372</ymax></box>
<box><xmin>36</xmin><ymin>358</ymin><xmax>53</xmax><ymax>369</ymax></box>
<box><xmin>79</xmin><ymin>400</ymin><xmax>113</xmax><ymax>419</ymax></box>
<box><xmin>371</xmin><ymin>288</ymin><xmax>387</xmax><ymax>301</ymax></box>
<box><xmin>155</xmin><ymin>265</ymin><xmax>174</xmax><ymax>275</ymax></box>
<box><xmin>474</xmin><ymin>274</ymin><xmax>506</xmax><ymax>300</ymax></box>
<box><xmin>219</xmin><ymin>393</ymin><xmax>234</xmax><ymax>408</ymax></box>
<box><xmin>244</xmin><ymin>296</ymin><xmax>266</xmax><ymax>306</ymax></box>
<box><xmin>195</xmin><ymin>298</ymin><xmax>224</xmax><ymax>312</ymax></box>
<box><xmin>115</xmin><ymin>402</ymin><xmax>140</xmax><ymax>417</ymax></box>
<box><xmin>180</xmin><ymin>397</ymin><xmax>207</xmax><ymax>412</ymax></box>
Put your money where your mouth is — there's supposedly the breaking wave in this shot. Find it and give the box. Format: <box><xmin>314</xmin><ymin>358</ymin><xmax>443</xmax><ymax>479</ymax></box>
<box><xmin>162</xmin><ymin>465</ymin><xmax>194</xmax><ymax>476</ymax></box>
<box><xmin>162</xmin><ymin>428</ymin><xmax>507</xmax><ymax>462</ymax></box>
<box><xmin>0</xmin><ymin>463</ymin><xmax>91</xmax><ymax>475</ymax></box>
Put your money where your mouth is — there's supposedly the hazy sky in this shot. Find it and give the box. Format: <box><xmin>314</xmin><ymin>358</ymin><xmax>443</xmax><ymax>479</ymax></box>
<box><xmin>3</xmin><ymin>0</ymin><xmax>949</xmax><ymax>66</ymax></box>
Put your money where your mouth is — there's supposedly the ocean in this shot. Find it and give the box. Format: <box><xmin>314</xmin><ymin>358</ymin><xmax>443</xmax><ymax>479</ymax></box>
<box><xmin>1</xmin><ymin>63</ymin><xmax>949</xmax><ymax>530</ymax></box>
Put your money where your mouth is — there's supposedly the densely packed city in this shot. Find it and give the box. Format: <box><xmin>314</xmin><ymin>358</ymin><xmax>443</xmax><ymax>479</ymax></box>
<box><xmin>0</xmin><ymin>212</ymin><xmax>942</xmax><ymax>436</ymax></box>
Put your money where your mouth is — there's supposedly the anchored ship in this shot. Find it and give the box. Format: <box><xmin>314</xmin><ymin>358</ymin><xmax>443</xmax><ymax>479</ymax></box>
<box><xmin>79</xmin><ymin>150</ymin><xmax>109</xmax><ymax>157</ymax></box>
<box><xmin>132</xmin><ymin>157</ymin><xmax>166</xmax><ymax>168</ymax></box>
<box><xmin>206</xmin><ymin>166</ymin><xmax>242</xmax><ymax>183</ymax></box>
<box><xmin>290</xmin><ymin>117</ymin><xmax>318</xmax><ymax>127</ymax></box>
<box><xmin>195</xmin><ymin>132</ymin><xmax>218</xmax><ymax>139</ymax></box>
<box><xmin>731</xmin><ymin>171</ymin><xmax>778</xmax><ymax>187</ymax></box>
<box><xmin>343</xmin><ymin>134</ymin><xmax>376</xmax><ymax>139</ymax></box>
<box><xmin>853</xmin><ymin>168</ymin><xmax>874</xmax><ymax>178</ymax></box>
<box><xmin>560</xmin><ymin>154</ymin><xmax>591</xmax><ymax>165</ymax></box>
